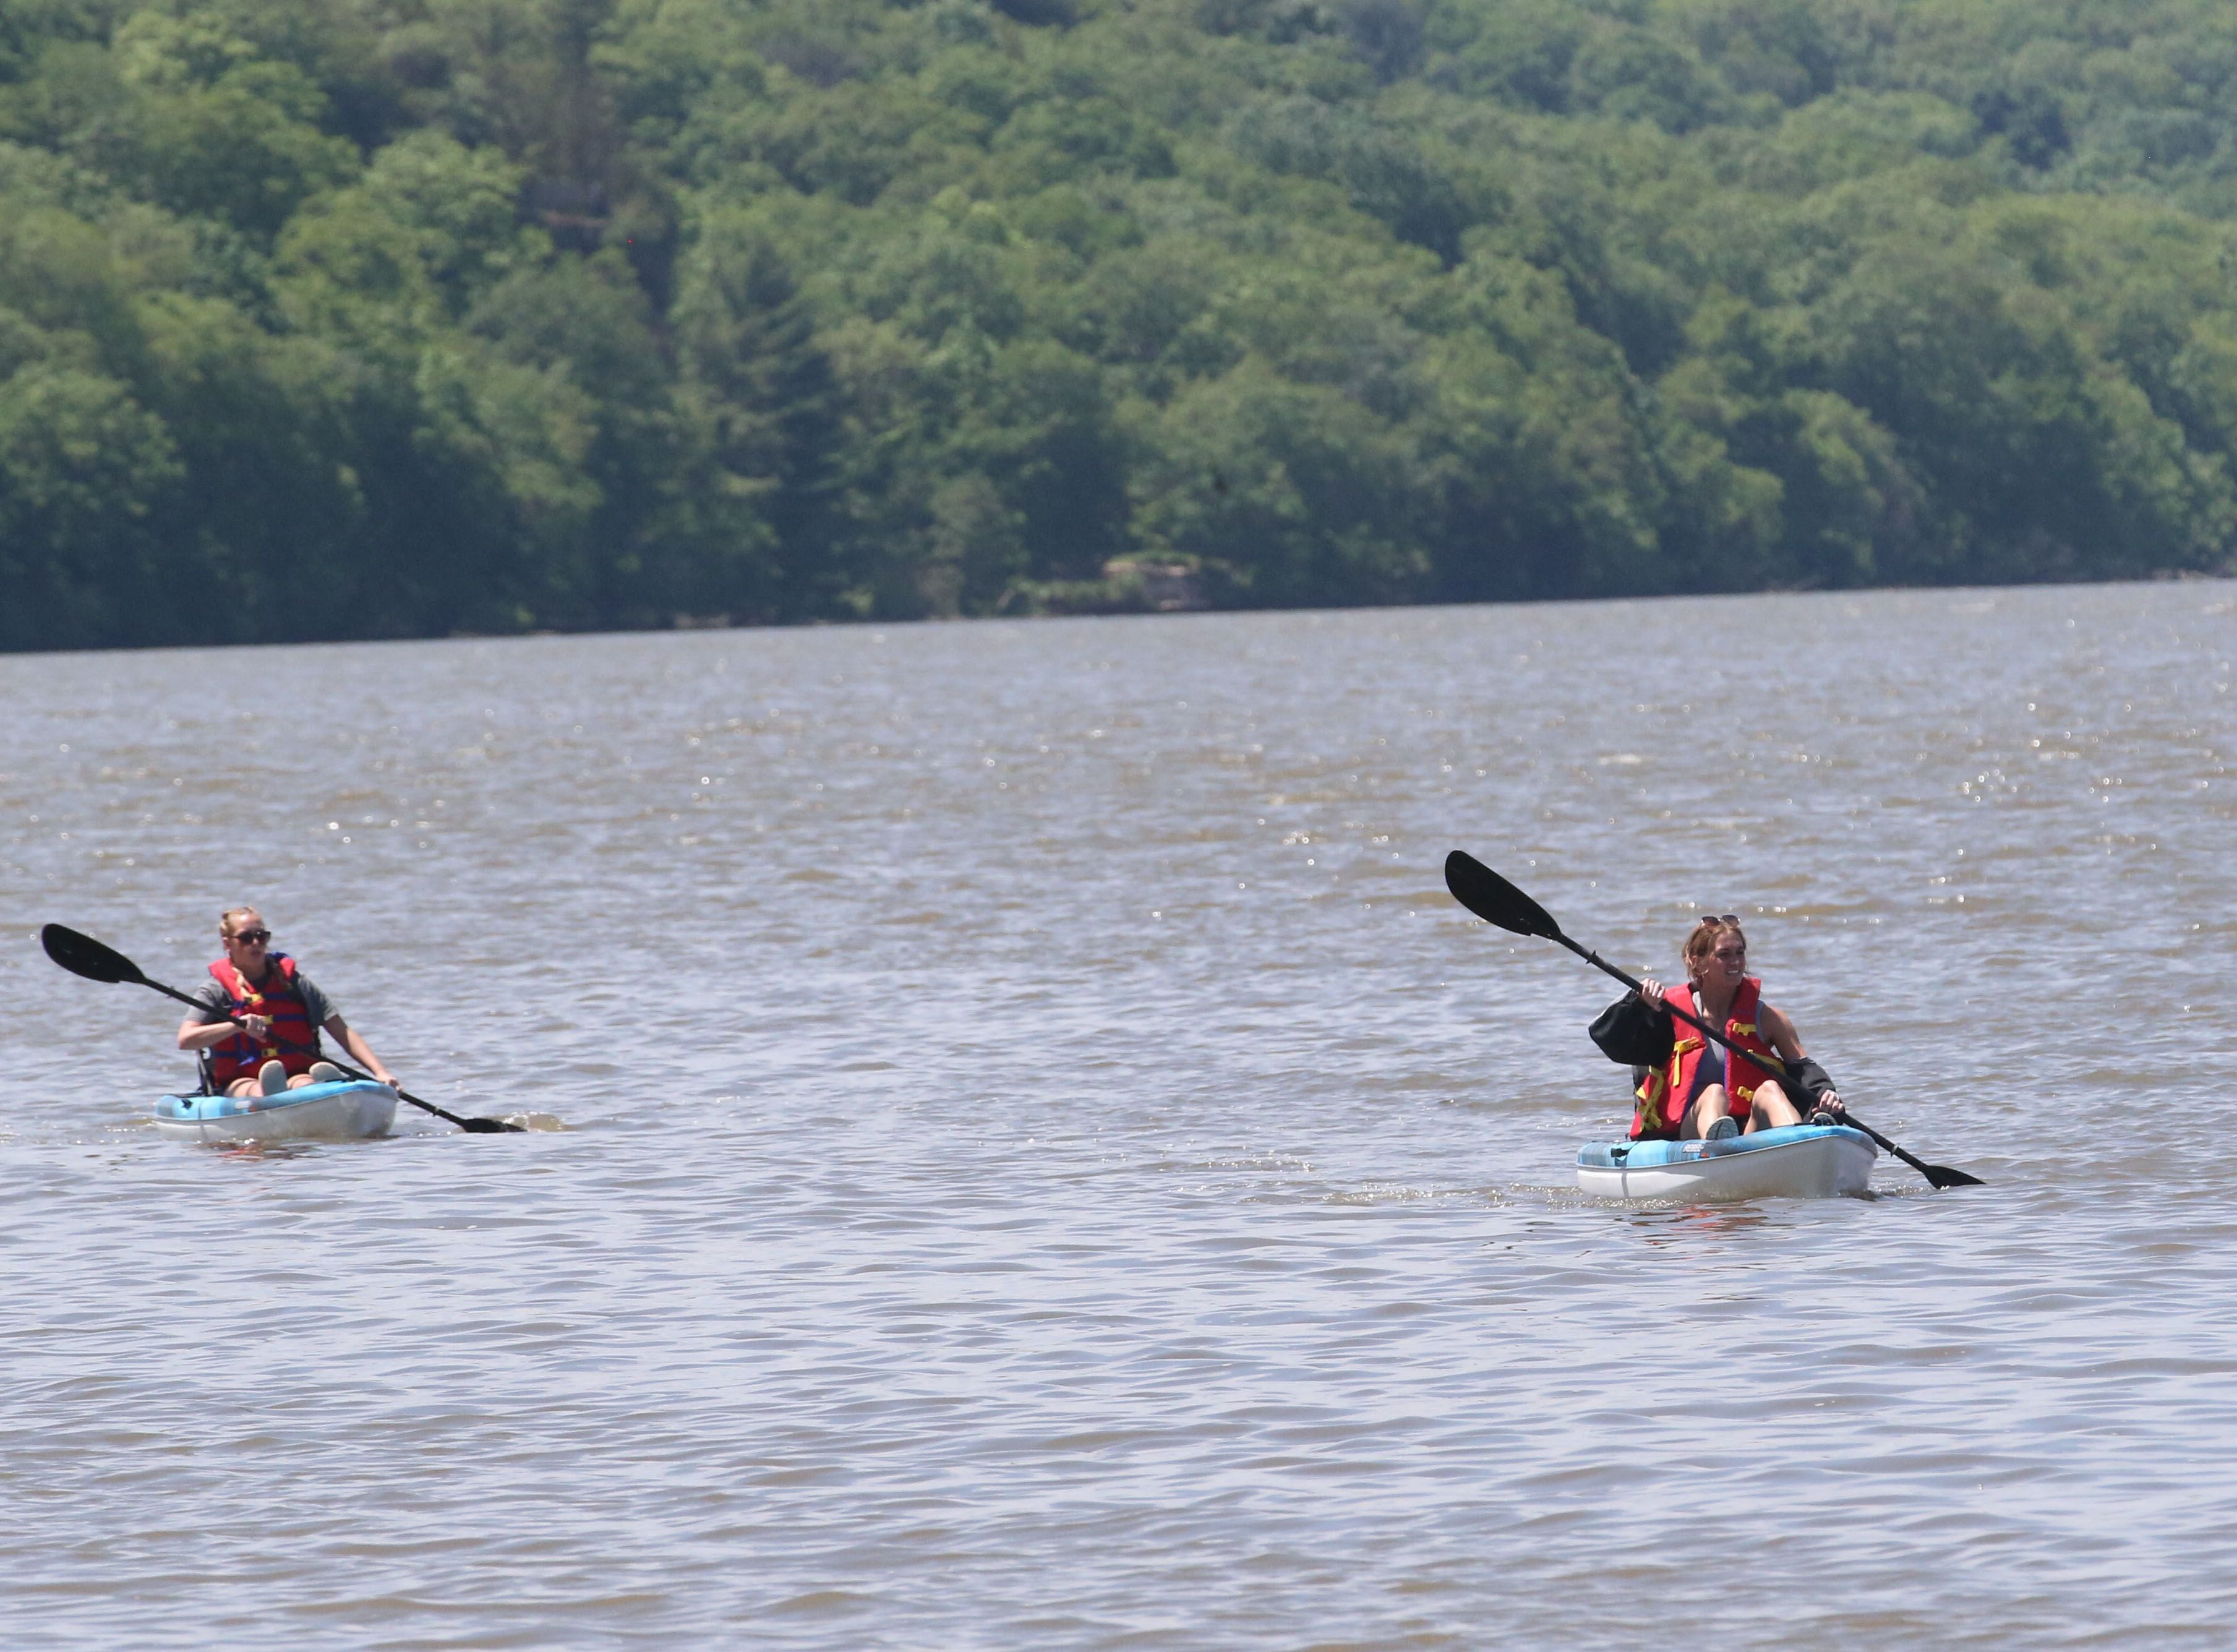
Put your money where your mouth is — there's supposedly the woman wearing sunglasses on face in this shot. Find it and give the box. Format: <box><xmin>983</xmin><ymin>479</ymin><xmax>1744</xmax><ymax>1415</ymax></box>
<box><xmin>1630</xmin><ymin>914</ymin><xmax>1842</xmax><ymax>1142</ymax></box>
<box><xmin>174</xmin><ymin>907</ymin><xmax>398</xmax><ymax>1098</ymax></box>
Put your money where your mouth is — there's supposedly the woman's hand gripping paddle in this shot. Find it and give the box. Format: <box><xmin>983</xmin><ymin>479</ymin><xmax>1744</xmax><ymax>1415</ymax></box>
<box><xmin>1441</xmin><ymin>851</ymin><xmax>1982</xmax><ymax>1191</ymax></box>
<box><xmin>40</xmin><ymin>924</ymin><xmax>524</xmax><ymax>1134</ymax></box>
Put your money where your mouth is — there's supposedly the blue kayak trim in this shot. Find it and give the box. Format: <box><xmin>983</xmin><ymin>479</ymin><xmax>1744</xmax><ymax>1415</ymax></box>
<box><xmin>155</xmin><ymin>1078</ymin><xmax>394</xmax><ymax>1123</ymax></box>
<box><xmin>1577</xmin><ymin>1122</ymin><xmax>1875</xmax><ymax>1170</ymax></box>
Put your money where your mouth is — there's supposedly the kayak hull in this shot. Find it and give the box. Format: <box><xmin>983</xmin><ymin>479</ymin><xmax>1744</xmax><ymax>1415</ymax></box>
<box><xmin>1576</xmin><ymin>1123</ymin><xmax>1877</xmax><ymax>1202</ymax></box>
<box><xmin>153</xmin><ymin>1079</ymin><xmax>398</xmax><ymax>1144</ymax></box>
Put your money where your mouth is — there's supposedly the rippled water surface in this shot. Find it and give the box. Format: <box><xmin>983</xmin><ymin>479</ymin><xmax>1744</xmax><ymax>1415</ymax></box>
<box><xmin>6</xmin><ymin>583</ymin><xmax>2236</xmax><ymax>1648</ymax></box>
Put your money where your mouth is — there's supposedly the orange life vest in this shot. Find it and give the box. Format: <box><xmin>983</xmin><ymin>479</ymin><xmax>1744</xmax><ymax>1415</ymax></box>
<box><xmin>205</xmin><ymin>954</ymin><xmax>319</xmax><ymax>1086</ymax></box>
<box><xmin>1629</xmin><ymin>976</ymin><xmax>1779</xmax><ymax>1140</ymax></box>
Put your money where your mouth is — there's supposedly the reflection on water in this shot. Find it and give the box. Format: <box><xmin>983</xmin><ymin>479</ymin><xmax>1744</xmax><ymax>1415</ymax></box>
<box><xmin>209</xmin><ymin>1137</ymin><xmax>333</xmax><ymax>1165</ymax></box>
<box><xmin>4</xmin><ymin>580</ymin><xmax>2235</xmax><ymax>1648</ymax></box>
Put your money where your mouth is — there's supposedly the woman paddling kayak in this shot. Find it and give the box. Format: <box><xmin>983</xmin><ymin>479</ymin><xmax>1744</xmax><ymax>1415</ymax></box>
<box><xmin>1599</xmin><ymin>915</ymin><xmax>1842</xmax><ymax>1142</ymax></box>
<box><xmin>174</xmin><ymin>907</ymin><xmax>396</xmax><ymax>1098</ymax></box>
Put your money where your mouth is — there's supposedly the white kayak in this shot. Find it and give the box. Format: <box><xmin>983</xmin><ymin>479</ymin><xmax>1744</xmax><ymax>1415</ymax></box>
<box><xmin>1576</xmin><ymin>1123</ymin><xmax>1878</xmax><ymax>1201</ymax></box>
<box><xmin>152</xmin><ymin>1079</ymin><xmax>398</xmax><ymax>1144</ymax></box>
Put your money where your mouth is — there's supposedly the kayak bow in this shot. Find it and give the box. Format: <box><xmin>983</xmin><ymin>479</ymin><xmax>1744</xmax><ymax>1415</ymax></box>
<box><xmin>1576</xmin><ymin>1123</ymin><xmax>1877</xmax><ymax>1201</ymax></box>
<box><xmin>152</xmin><ymin>1078</ymin><xmax>398</xmax><ymax>1144</ymax></box>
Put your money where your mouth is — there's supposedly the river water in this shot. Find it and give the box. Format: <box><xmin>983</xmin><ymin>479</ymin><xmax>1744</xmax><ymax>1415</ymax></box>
<box><xmin>4</xmin><ymin>581</ymin><xmax>2234</xmax><ymax>1648</ymax></box>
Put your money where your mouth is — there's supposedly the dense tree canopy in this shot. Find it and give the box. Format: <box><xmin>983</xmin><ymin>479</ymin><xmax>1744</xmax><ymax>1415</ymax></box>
<box><xmin>3</xmin><ymin>0</ymin><xmax>2236</xmax><ymax>649</ymax></box>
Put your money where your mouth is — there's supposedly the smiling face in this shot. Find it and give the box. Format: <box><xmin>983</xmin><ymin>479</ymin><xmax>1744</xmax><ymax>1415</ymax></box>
<box><xmin>1684</xmin><ymin>918</ymin><xmax>1748</xmax><ymax>992</ymax></box>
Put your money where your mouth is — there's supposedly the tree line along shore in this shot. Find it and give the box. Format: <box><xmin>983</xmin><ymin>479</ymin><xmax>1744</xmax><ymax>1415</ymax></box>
<box><xmin>6</xmin><ymin>0</ymin><xmax>2237</xmax><ymax>652</ymax></box>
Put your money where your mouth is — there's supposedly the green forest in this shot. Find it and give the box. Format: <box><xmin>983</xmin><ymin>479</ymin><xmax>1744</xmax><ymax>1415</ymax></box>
<box><xmin>5</xmin><ymin>0</ymin><xmax>2237</xmax><ymax>648</ymax></box>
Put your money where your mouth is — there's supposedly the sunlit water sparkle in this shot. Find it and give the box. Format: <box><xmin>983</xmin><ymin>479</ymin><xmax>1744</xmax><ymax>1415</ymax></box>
<box><xmin>4</xmin><ymin>581</ymin><xmax>2235</xmax><ymax>1646</ymax></box>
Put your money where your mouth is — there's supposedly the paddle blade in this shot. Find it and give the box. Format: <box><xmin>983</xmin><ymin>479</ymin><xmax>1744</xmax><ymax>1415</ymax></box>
<box><xmin>1444</xmin><ymin>850</ymin><xmax>1566</xmax><ymax>941</ymax></box>
<box><xmin>1924</xmin><ymin>1163</ymin><xmax>1986</xmax><ymax>1190</ymax></box>
<box><xmin>41</xmin><ymin>923</ymin><xmax>147</xmax><ymax>986</ymax></box>
<box><xmin>460</xmin><ymin>1116</ymin><xmax>526</xmax><ymax>1134</ymax></box>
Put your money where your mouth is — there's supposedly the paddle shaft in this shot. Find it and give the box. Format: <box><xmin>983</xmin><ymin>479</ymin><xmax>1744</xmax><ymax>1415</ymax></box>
<box><xmin>1551</xmin><ymin>929</ymin><xmax>1961</xmax><ymax>1187</ymax></box>
<box><xmin>1551</xmin><ymin>932</ymin><xmax>1795</xmax><ymax>1077</ymax></box>
<box><xmin>142</xmin><ymin>974</ymin><xmax>498</xmax><ymax>1133</ymax></box>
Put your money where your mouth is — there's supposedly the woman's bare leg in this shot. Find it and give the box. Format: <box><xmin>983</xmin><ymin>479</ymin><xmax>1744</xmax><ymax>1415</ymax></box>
<box><xmin>1747</xmin><ymin>1081</ymin><xmax>1804</xmax><ymax>1133</ymax></box>
<box><xmin>1682</xmin><ymin>1084</ymin><xmax>1730</xmax><ymax>1139</ymax></box>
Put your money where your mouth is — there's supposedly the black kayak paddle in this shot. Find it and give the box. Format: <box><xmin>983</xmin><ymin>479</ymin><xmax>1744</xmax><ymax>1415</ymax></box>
<box><xmin>1442</xmin><ymin>850</ymin><xmax>1982</xmax><ymax>1191</ymax></box>
<box><xmin>40</xmin><ymin>923</ymin><xmax>523</xmax><ymax>1134</ymax></box>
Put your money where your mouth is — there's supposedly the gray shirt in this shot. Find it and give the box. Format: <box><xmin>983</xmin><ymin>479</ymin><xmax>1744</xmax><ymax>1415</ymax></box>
<box><xmin>186</xmin><ymin>964</ymin><xmax>338</xmax><ymax>1038</ymax></box>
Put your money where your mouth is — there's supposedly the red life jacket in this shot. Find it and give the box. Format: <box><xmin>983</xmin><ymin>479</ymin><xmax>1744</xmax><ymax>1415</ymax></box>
<box><xmin>1629</xmin><ymin>976</ymin><xmax>1779</xmax><ymax>1140</ymax></box>
<box><xmin>205</xmin><ymin>954</ymin><xmax>319</xmax><ymax>1087</ymax></box>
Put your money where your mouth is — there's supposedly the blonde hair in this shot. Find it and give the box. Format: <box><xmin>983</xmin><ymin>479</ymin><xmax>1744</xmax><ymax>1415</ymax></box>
<box><xmin>219</xmin><ymin>907</ymin><xmax>263</xmax><ymax>939</ymax></box>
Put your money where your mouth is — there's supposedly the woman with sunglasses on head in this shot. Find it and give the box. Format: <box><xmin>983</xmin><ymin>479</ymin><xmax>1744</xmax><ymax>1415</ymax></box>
<box><xmin>175</xmin><ymin>907</ymin><xmax>398</xmax><ymax>1098</ymax></box>
<box><xmin>1628</xmin><ymin>914</ymin><xmax>1842</xmax><ymax>1142</ymax></box>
